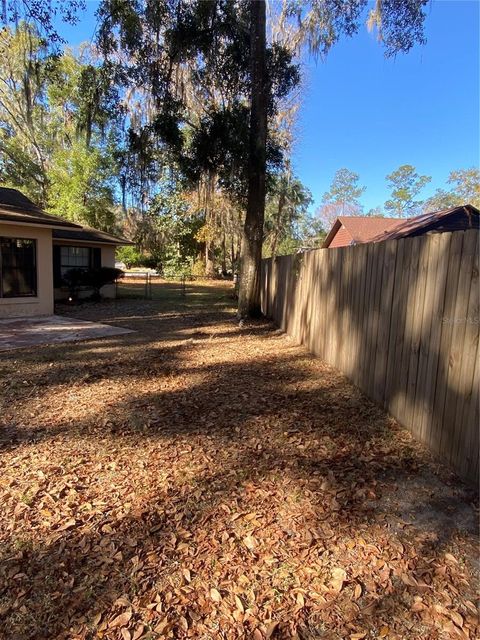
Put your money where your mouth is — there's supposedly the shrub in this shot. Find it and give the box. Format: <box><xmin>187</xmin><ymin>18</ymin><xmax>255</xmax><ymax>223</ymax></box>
<box><xmin>82</xmin><ymin>267</ymin><xmax>124</xmax><ymax>300</ymax></box>
<box><xmin>62</xmin><ymin>268</ymin><xmax>85</xmax><ymax>300</ymax></box>
<box><xmin>115</xmin><ymin>246</ymin><xmax>142</xmax><ymax>269</ymax></box>
<box><xmin>191</xmin><ymin>258</ymin><xmax>205</xmax><ymax>277</ymax></box>
<box><xmin>63</xmin><ymin>267</ymin><xmax>124</xmax><ymax>301</ymax></box>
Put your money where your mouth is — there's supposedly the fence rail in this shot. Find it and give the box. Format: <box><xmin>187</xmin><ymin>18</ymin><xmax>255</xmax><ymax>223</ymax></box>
<box><xmin>115</xmin><ymin>273</ymin><xmax>234</xmax><ymax>300</ymax></box>
<box><xmin>261</xmin><ymin>229</ymin><xmax>479</xmax><ymax>484</ymax></box>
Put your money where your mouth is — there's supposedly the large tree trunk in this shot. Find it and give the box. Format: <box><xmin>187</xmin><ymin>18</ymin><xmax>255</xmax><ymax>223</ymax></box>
<box><xmin>270</xmin><ymin>186</ymin><xmax>286</xmax><ymax>259</ymax></box>
<box><xmin>237</xmin><ymin>0</ymin><xmax>267</xmax><ymax>318</ymax></box>
<box><xmin>221</xmin><ymin>233</ymin><xmax>227</xmax><ymax>274</ymax></box>
<box><xmin>205</xmin><ymin>239</ymin><xmax>215</xmax><ymax>276</ymax></box>
<box><xmin>204</xmin><ymin>173</ymin><xmax>216</xmax><ymax>277</ymax></box>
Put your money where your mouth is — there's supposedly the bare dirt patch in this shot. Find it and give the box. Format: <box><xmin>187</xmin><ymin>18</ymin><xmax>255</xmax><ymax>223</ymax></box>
<box><xmin>0</xmin><ymin>282</ymin><xmax>478</xmax><ymax>639</ymax></box>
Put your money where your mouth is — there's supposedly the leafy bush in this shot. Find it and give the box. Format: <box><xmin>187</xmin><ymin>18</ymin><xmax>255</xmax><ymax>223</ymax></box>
<box><xmin>191</xmin><ymin>258</ymin><xmax>206</xmax><ymax>277</ymax></box>
<box><xmin>63</xmin><ymin>267</ymin><xmax>124</xmax><ymax>301</ymax></box>
<box><xmin>82</xmin><ymin>267</ymin><xmax>124</xmax><ymax>300</ymax></box>
<box><xmin>115</xmin><ymin>246</ymin><xmax>142</xmax><ymax>269</ymax></box>
<box><xmin>62</xmin><ymin>268</ymin><xmax>85</xmax><ymax>300</ymax></box>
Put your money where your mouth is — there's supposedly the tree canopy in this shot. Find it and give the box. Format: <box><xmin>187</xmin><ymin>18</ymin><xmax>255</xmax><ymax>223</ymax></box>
<box><xmin>0</xmin><ymin>0</ymin><xmax>453</xmax><ymax>313</ymax></box>
<box><xmin>384</xmin><ymin>164</ymin><xmax>431</xmax><ymax>217</ymax></box>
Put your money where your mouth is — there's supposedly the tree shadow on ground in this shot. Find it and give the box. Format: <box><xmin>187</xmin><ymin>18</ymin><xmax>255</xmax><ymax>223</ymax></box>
<box><xmin>1</xmin><ymin>297</ymin><xmax>478</xmax><ymax>639</ymax></box>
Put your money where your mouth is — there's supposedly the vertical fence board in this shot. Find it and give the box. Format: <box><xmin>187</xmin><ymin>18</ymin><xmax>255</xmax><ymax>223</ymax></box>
<box><xmin>373</xmin><ymin>239</ymin><xmax>398</xmax><ymax>405</ymax></box>
<box><xmin>358</xmin><ymin>243</ymin><xmax>375</xmax><ymax>389</ymax></box>
<box><xmin>389</xmin><ymin>238</ymin><xmax>413</xmax><ymax>422</ymax></box>
<box><xmin>440</xmin><ymin>231</ymin><xmax>477</xmax><ymax>464</ymax></box>
<box><xmin>366</xmin><ymin>241</ymin><xmax>385</xmax><ymax>399</ymax></box>
<box><xmin>412</xmin><ymin>234</ymin><xmax>441</xmax><ymax>440</ymax></box>
<box><xmin>384</xmin><ymin>240</ymin><xmax>405</xmax><ymax>408</ymax></box>
<box><xmin>350</xmin><ymin>243</ymin><xmax>369</xmax><ymax>389</ymax></box>
<box><xmin>418</xmin><ymin>233</ymin><xmax>452</xmax><ymax>447</ymax></box>
<box><xmin>395</xmin><ymin>235</ymin><xmax>422</xmax><ymax>425</ymax></box>
<box><xmin>261</xmin><ymin>230</ymin><xmax>479</xmax><ymax>484</ymax></box>
<box><xmin>429</xmin><ymin>232</ymin><xmax>464</xmax><ymax>457</ymax></box>
<box><xmin>404</xmin><ymin>235</ymin><xmax>431</xmax><ymax>436</ymax></box>
<box><xmin>451</xmin><ymin>231</ymin><xmax>479</xmax><ymax>478</ymax></box>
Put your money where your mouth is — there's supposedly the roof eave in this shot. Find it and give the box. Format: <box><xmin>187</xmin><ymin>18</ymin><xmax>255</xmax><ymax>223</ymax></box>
<box><xmin>322</xmin><ymin>219</ymin><xmax>342</xmax><ymax>248</ymax></box>
<box><xmin>52</xmin><ymin>237</ymin><xmax>134</xmax><ymax>246</ymax></box>
<box><xmin>0</xmin><ymin>216</ymin><xmax>82</xmax><ymax>230</ymax></box>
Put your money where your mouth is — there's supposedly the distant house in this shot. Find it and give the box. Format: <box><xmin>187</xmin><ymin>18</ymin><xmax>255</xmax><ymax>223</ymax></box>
<box><xmin>0</xmin><ymin>187</ymin><xmax>133</xmax><ymax>318</ymax></box>
<box><xmin>323</xmin><ymin>204</ymin><xmax>479</xmax><ymax>248</ymax></box>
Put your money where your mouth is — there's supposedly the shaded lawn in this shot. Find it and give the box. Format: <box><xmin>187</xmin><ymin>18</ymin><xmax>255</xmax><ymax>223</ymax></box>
<box><xmin>0</xmin><ymin>281</ymin><xmax>478</xmax><ymax>640</ymax></box>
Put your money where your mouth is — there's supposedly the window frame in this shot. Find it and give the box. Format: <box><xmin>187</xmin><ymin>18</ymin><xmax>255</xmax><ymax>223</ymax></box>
<box><xmin>59</xmin><ymin>246</ymin><xmax>92</xmax><ymax>278</ymax></box>
<box><xmin>0</xmin><ymin>236</ymin><xmax>37</xmax><ymax>299</ymax></box>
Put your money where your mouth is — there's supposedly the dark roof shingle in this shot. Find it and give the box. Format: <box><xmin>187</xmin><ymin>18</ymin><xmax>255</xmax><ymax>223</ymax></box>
<box><xmin>0</xmin><ymin>187</ymin><xmax>81</xmax><ymax>229</ymax></box>
<box><xmin>323</xmin><ymin>204</ymin><xmax>479</xmax><ymax>248</ymax></box>
<box><xmin>53</xmin><ymin>227</ymin><xmax>134</xmax><ymax>246</ymax></box>
<box><xmin>0</xmin><ymin>187</ymin><xmax>133</xmax><ymax>245</ymax></box>
<box><xmin>369</xmin><ymin>204</ymin><xmax>479</xmax><ymax>242</ymax></box>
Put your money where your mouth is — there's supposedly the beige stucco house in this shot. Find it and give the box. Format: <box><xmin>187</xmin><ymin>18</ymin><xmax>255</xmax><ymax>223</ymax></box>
<box><xmin>0</xmin><ymin>188</ymin><xmax>133</xmax><ymax>318</ymax></box>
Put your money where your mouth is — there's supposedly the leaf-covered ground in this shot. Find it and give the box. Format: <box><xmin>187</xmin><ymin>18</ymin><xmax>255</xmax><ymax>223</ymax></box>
<box><xmin>1</xmin><ymin>281</ymin><xmax>478</xmax><ymax>640</ymax></box>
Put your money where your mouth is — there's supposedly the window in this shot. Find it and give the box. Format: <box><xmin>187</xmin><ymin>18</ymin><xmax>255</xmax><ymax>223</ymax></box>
<box><xmin>60</xmin><ymin>246</ymin><xmax>91</xmax><ymax>277</ymax></box>
<box><xmin>0</xmin><ymin>237</ymin><xmax>37</xmax><ymax>298</ymax></box>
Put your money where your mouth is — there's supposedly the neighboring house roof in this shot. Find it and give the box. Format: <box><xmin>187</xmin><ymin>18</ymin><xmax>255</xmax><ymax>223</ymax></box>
<box><xmin>323</xmin><ymin>216</ymin><xmax>405</xmax><ymax>248</ymax></box>
<box><xmin>53</xmin><ymin>227</ymin><xmax>134</xmax><ymax>246</ymax></box>
<box><xmin>0</xmin><ymin>187</ymin><xmax>81</xmax><ymax>229</ymax></box>
<box><xmin>368</xmin><ymin>204</ymin><xmax>479</xmax><ymax>243</ymax></box>
<box><xmin>323</xmin><ymin>204</ymin><xmax>479</xmax><ymax>248</ymax></box>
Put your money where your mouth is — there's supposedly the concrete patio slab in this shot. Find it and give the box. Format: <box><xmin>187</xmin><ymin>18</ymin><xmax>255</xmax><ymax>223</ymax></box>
<box><xmin>0</xmin><ymin>315</ymin><xmax>133</xmax><ymax>352</ymax></box>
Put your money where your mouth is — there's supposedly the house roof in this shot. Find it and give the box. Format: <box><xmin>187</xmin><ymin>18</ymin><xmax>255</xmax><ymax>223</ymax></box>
<box><xmin>53</xmin><ymin>227</ymin><xmax>134</xmax><ymax>246</ymax></box>
<box><xmin>0</xmin><ymin>187</ymin><xmax>133</xmax><ymax>245</ymax></box>
<box><xmin>323</xmin><ymin>216</ymin><xmax>405</xmax><ymax>248</ymax></box>
<box><xmin>0</xmin><ymin>187</ymin><xmax>81</xmax><ymax>229</ymax></box>
<box><xmin>323</xmin><ymin>204</ymin><xmax>479</xmax><ymax>248</ymax></box>
<box><xmin>368</xmin><ymin>204</ymin><xmax>479</xmax><ymax>242</ymax></box>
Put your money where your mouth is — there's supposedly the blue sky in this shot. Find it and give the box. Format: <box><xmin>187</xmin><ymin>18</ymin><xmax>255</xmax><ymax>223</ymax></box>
<box><xmin>59</xmin><ymin>0</ymin><xmax>479</xmax><ymax>213</ymax></box>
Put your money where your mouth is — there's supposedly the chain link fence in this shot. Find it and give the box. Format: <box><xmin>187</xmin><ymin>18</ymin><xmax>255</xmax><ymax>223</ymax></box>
<box><xmin>115</xmin><ymin>272</ymin><xmax>237</xmax><ymax>301</ymax></box>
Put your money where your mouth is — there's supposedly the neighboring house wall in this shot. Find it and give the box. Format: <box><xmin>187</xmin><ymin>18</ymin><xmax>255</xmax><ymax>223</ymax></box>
<box><xmin>0</xmin><ymin>223</ymin><xmax>54</xmax><ymax>318</ymax></box>
<box><xmin>53</xmin><ymin>243</ymin><xmax>117</xmax><ymax>301</ymax></box>
<box><xmin>328</xmin><ymin>225</ymin><xmax>354</xmax><ymax>248</ymax></box>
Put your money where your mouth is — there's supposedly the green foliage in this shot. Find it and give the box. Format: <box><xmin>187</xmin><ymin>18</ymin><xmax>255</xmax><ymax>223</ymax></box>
<box><xmin>115</xmin><ymin>246</ymin><xmax>142</xmax><ymax>268</ymax></box>
<box><xmin>385</xmin><ymin>164</ymin><xmax>431</xmax><ymax>217</ymax></box>
<box><xmin>263</xmin><ymin>171</ymin><xmax>314</xmax><ymax>257</ymax></box>
<box><xmin>63</xmin><ymin>266</ymin><xmax>123</xmax><ymax>300</ymax></box>
<box><xmin>191</xmin><ymin>258</ymin><xmax>206</xmax><ymax>277</ymax></box>
<box><xmin>97</xmin><ymin>0</ymin><xmax>299</xmax><ymax>206</ymax></box>
<box><xmin>315</xmin><ymin>168</ymin><xmax>365</xmax><ymax>231</ymax></box>
<box><xmin>81</xmin><ymin>266</ymin><xmax>123</xmax><ymax>299</ymax></box>
<box><xmin>0</xmin><ymin>1</ymin><xmax>85</xmax><ymax>47</ymax></box>
<box><xmin>366</xmin><ymin>206</ymin><xmax>385</xmax><ymax>217</ymax></box>
<box><xmin>47</xmin><ymin>141</ymin><xmax>115</xmax><ymax>229</ymax></box>
<box><xmin>423</xmin><ymin>189</ymin><xmax>460</xmax><ymax>212</ymax></box>
<box><xmin>448</xmin><ymin>168</ymin><xmax>480</xmax><ymax>208</ymax></box>
<box><xmin>423</xmin><ymin>168</ymin><xmax>480</xmax><ymax>212</ymax></box>
<box><xmin>322</xmin><ymin>168</ymin><xmax>366</xmax><ymax>213</ymax></box>
<box><xmin>119</xmin><ymin>171</ymin><xmax>203</xmax><ymax>276</ymax></box>
<box><xmin>0</xmin><ymin>24</ymin><xmax>51</xmax><ymax>203</ymax></box>
<box><xmin>0</xmin><ymin>24</ymin><xmax>118</xmax><ymax>229</ymax></box>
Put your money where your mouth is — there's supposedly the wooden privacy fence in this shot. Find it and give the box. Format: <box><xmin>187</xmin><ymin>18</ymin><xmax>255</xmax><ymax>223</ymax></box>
<box><xmin>261</xmin><ymin>229</ymin><xmax>479</xmax><ymax>484</ymax></box>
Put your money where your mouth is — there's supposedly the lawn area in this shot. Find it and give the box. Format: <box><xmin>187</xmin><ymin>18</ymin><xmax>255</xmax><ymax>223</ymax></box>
<box><xmin>0</xmin><ymin>281</ymin><xmax>478</xmax><ymax>640</ymax></box>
